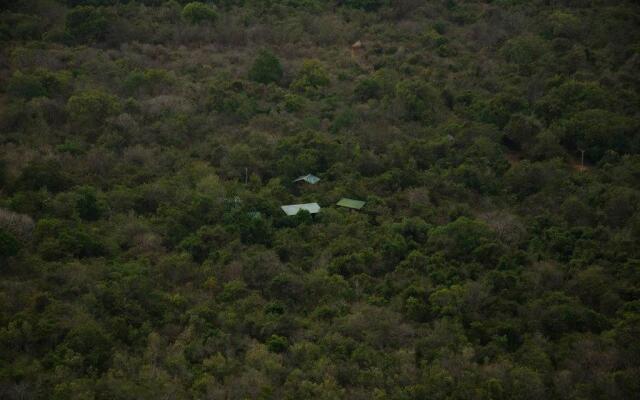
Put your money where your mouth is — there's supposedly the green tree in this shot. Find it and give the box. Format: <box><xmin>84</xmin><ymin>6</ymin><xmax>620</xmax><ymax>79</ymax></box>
<box><xmin>266</xmin><ymin>335</ymin><xmax>288</xmax><ymax>353</ymax></box>
<box><xmin>65</xmin><ymin>6</ymin><xmax>110</xmax><ymax>43</ymax></box>
<box><xmin>75</xmin><ymin>186</ymin><xmax>102</xmax><ymax>221</ymax></box>
<box><xmin>501</xmin><ymin>34</ymin><xmax>548</xmax><ymax>67</ymax></box>
<box><xmin>562</xmin><ymin>109</ymin><xmax>637</xmax><ymax>162</ymax></box>
<box><xmin>546</xmin><ymin>11</ymin><xmax>581</xmax><ymax>39</ymax></box>
<box><xmin>249</xmin><ymin>50</ymin><xmax>283</xmax><ymax>84</ymax></box>
<box><xmin>342</xmin><ymin>0</ymin><xmax>387</xmax><ymax>11</ymax></box>
<box><xmin>291</xmin><ymin>59</ymin><xmax>330</xmax><ymax>95</ymax></box>
<box><xmin>15</xmin><ymin>159</ymin><xmax>71</xmax><ymax>193</ymax></box>
<box><xmin>395</xmin><ymin>78</ymin><xmax>441</xmax><ymax>123</ymax></box>
<box><xmin>428</xmin><ymin>217</ymin><xmax>495</xmax><ymax>261</ymax></box>
<box><xmin>0</xmin><ymin>228</ymin><xmax>20</xmax><ymax>261</ymax></box>
<box><xmin>503</xmin><ymin>114</ymin><xmax>542</xmax><ymax>150</ymax></box>
<box><xmin>66</xmin><ymin>90</ymin><xmax>121</xmax><ymax>133</ymax></box>
<box><xmin>182</xmin><ymin>2</ymin><xmax>218</xmax><ymax>24</ymax></box>
<box><xmin>7</xmin><ymin>71</ymin><xmax>46</xmax><ymax>99</ymax></box>
<box><xmin>354</xmin><ymin>76</ymin><xmax>381</xmax><ymax>101</ymax></box>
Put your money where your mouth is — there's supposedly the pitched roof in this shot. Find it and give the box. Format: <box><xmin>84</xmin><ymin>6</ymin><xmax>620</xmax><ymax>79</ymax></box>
<box><xmin>281</xmin><ymin>203</ymin><xmax>321</xmax><ymax>216</ymax></box>
<box><xmin>336</xmin><ymin>198</ymin><xmax>366</xmax><ymax>210</ymax></box>
<box><xmin>293</xmin><ymin>174</ymin><xmax>320</xmax><ymax>184</ymax></box>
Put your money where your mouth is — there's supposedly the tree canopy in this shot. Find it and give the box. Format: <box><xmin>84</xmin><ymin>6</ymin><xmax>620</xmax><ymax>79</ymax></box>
<box><xmin>0</xmin><ymin>0</ymin><xmax>639</xmax><ymax>399</ymax></box>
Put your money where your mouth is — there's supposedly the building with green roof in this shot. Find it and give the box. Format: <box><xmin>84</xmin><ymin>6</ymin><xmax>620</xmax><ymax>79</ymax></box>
<box><xmin>336</xmin><ymin>198</ymin><xmax>366</xmax><ymax>210</ymax></box>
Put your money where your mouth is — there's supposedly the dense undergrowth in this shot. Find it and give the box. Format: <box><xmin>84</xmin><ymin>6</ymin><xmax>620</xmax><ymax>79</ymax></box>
<box><xmin>1</xmin><ymin>0</ymin><xmax>640</xmax><ymax>399</ymax></box>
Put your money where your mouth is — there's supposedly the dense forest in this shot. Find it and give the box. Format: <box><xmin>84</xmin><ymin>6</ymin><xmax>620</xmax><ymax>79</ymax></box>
<box><xmin>1</xmin><ymin>0</ymin><xmax>640</xmax><ymax>398</ymax></box>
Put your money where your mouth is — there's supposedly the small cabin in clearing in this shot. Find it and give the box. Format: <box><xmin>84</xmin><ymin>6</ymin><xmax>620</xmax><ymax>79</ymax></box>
<box><xmin>336</xmin><ymin>198</ymin><xmax>366</xmax><ymax>210</ymax></box>
<box><xmin>293</xmin><ymin>174</ymin><xmax>320</xmax><ymax>185</ymax></box>
<box><xmin>281</xmin><ymin>203</ymin><xmax>321</xmax><ymax>216</ymax></box>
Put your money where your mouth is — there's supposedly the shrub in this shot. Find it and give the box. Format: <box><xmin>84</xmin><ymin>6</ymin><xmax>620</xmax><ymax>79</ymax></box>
<box><xmin>0</xmin><ymin>12</ymin><xmax>43</xmax><ymax>41</ymax></box>
<box><xmin>7</xmin><ymin>71</ymin><xmax>46</xmax><ymax>99</ymax></box>
<box><xmin>266</xmin><ymin>334</ymin><xmax>288</xmax><ymax>353</ymax></box>
<box><xmin>501</xmin><ymin>34</ymin><xmax>548</xmax><ymax>66</ymax></box>
<box><xmin>546</xmin><ymin>11</ymin><xmax>581</xmax><ymax>39</ymax></box>
<box><xmin>123</xmin><ymin>69</ymin><xmax>173</xmax><ymax>96</ymax></box>
<box><xmin>7</xmin><ymin>69</ymin><xmax>71</xmax><ymax>100</ymax></box>
<box><xmin>342</xmin><ymin>0</ymin><xmax>387</xmax><ymax>12</ymax></box>
<box><xmin>291</xmin><ymin>59</ymin><xmax>330</xmax><ymax>95</ymax></box>
<box><xmin>428</xmin><ymin>217</ymin><xmax>495</xmax><ymax>261</ymax></box>
<box><xmin>66</xmin><ymin>90</ymin><xmax>122</xmax><ymax>132</ymax></box>
<box><xmin>354</xmin><ymin>76</ymin><xmax>381</xmax><ymax>101</ymax></box>
<box><xmin>478</xmin><ymin>93</ymin><xmax>527</xmax><ymax>129</ymax></box>
<box><xmin>65</xmin><ymin>6</ymin><xmax>110</xmax><ymax>43</ymax></box>
<box><xmin>504</xmin><ymin>114</ymin><xmax>542</xmax><ymax>150</ymax></box>
<box><xmin>562</xmin><ymin>109</ymin><xmax>637</xmax><ymax>162</ymax></box>
<box><xmin>0</xmin><ymin>228</ymin><xmax>20</xmax><ymax>260</ymax></box>
<box><xmin>16</xmin><ymin>160</ymin><xmax>71</xmax><ymax>193</ymax></box>
<box><xmin>283</xmin><ymin>93</ymin><xmax>305</xmax><ymax>112</ymax></box>
<box><xmin>248</xmin><ymin>50</ymin><xmax>283</xmax><ymax>84</ymax></box>
<box><xmin>395</xmin><ymin>78</ymin><xmax>441</xmax><ymax>122</ymax></box>
<box><xmin>182</xmin><ymin>2</ymin><xmax>218</xmax><ymax>24</ymax></box>
<box><xmin>34</xmin><ymin>218</ymin><xmax>105</xmax><ymax>260</ymax></box>
<box><xmin>76</xmin><ymin>186</ymin><xmax>102</xmax><ymax>221</ymax></box>
<box><xmin>67</xmin><ymin>1</ymin><xmax>117</xmax><ymax>5</ymax></box>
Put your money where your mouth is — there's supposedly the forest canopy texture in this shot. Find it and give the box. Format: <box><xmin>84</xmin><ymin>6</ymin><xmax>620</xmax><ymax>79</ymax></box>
<box><xmin>1</xmin><ymin>0</ymin><xmax>640</xmax><ymax>399</ymax></box>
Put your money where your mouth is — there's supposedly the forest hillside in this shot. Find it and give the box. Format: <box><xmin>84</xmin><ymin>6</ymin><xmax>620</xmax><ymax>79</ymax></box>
<box><xmin>1</xmin><ymin>0</ymin><xmax>640</xmax><ymax>399</ymax></box>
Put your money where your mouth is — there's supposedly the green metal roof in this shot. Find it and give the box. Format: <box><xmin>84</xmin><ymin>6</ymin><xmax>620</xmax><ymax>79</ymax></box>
<box><xmin>336</xmin><ymin>198</ymin><xmax>366</xmax><ymax>210</ymax></box>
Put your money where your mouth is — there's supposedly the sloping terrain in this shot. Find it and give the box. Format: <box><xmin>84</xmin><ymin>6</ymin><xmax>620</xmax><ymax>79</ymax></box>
<box><xmin>1</xmin><ymin>1</ymin><xmax>640</xmax><ymax>399</ymax></box>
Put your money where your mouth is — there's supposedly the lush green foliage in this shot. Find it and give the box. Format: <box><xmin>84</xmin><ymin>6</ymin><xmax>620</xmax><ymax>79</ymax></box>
<box><xmin>65</xmin><ymin>5</ymin><xmax>111</xmax><ymax>43</ymax></box>
<box><xmin>248</xmin><ymin>50</ymin><xmax>283</xmax><ymax>84</ymax></box>
<box><xmin>182</xmin><ymin>2</ymin><xmax>218</xmax><ymax>25</ymax></box>
<box><xmin>1</xmin><ymin>0</ymin><xmax>640</xmax><ymax>399</ymax></box>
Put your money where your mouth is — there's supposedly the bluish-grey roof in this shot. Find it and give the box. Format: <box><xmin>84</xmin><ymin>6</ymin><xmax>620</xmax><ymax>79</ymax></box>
<box><xmin>293</xmin><ymin>174</ymin><xmax>320</xmax><ymax>184</ymax></box>
<box><xmin>281</xmin><ymin>203</ymin><xmax>321</xmax><ymax>216</ymax></box>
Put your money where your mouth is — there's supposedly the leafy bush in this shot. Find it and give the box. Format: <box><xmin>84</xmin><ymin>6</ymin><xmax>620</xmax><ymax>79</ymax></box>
<box><xmin>182</xmin><ymin>2</ymin><xmax>218</xmax><ymax>24</ymax></box>
<box><xmin>6</xmin><ymin>71</ymin><xmax>46</xmax><ymax>99</ymax></box>
<box><xmin>428</xmin><ymin>217</ymin><xmax>495</xmax><ymax>261</ymax></box>
<box><xmin>123</xmin><ymin>69</ymin><xmax>173</xmax><ymax>96</ymax></box>
<box><xmin>291</xmin><ymin>59</ymin><xmax>330</xmax><ymax>95</ymax></box>
<box><xmin>266</xmin><ymin>334</ymin><xmax>288</xmax><ymax>353</ymax></box>
<box><xmin>34</xmin><ymin>218</ymin><xmax>106</xmax><ymax>260</ymax></box>
<box><xmin>546</xmin><ymin>11</ymin><xmax>581</xmax><ymax>39</ymax></box>
<box><xmin>354</xmin><ymin>76</ymin><xmax>381</xmax><ymax>101</ymax></box>
<box><xmin>342</xmin><ymin>0</ymin><xmax>387</xmax><ymax>11</ymax></box>
<box><xmin>65</xmin><ymin>5</ymin><xmax>110</xmax><ymax>43</ymax></box>
<box><xmin>7</xmin><ymin>69</ymin><xmax>71</xmax><ymax>100</ymax></box>
<box><xmin>75</xmin><ymin>186</ymin><xmax>102</xmax><ymax>221</ymax></box>
<box><xmin>478</xmin><ymin>92</ymin><xmax>527</xmax><ymax>129</ymax></box>
<box><xmin>283</xmin><ymin>93</ymin><xmax>305</xmax><ymax>112</ymax></box>
<box><xmin>66</xmin><ymin>90</ymin><xmax>122</xmax><ymax>132</ymax></box>
<box><xmin>395</xmin><ymin>78</ymin><xmax>441</xmax><ymax>122</ymax></box>
<box><xmin>0</xmin><ymin>228</ymin><xmax>20</xmax><ymax>260</ymax></box>
<box><xmin>0</xmin><ymin>12</ymin><xmax>43</xmax><ymax>40</ymax></box>
<box><xmin>249</xmin><ymin>50</ymin><xmax>283</xmax><ymax>84</ymax></box>
<box><xmin>501</xmin><ymin>34</ymin><xmax>548</xmax><ymax>66</ymax></box>
<box><xmin>562</xmin><ymin>109</ymin><xmax>638</xmax><ymax>162</ymax></box>
<box><xmin>15</xmin><ymin>160</ymin><xmax>71</xmax><ymax>193</ymax></box>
